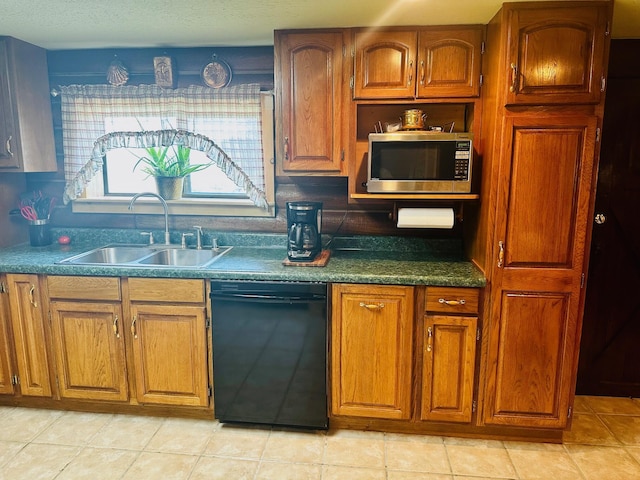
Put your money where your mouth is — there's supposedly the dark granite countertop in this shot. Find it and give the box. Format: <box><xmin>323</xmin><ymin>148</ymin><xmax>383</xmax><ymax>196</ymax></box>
<box><xmin>0</xmin><ymin>229</ymin><xmax>486</xmax><ymax>287</ymax></box>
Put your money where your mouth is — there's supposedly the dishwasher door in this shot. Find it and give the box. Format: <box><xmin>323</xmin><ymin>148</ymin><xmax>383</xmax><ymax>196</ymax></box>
<box><xmin>210</xmin><ymin>281</ymin><xmax>328</xmax><ymax>429</ymax></box>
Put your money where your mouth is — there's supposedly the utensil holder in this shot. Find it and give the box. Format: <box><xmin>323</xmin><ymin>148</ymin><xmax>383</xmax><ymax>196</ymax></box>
<box><xmin>28</xmin><ymin>219</ymin><xmax>51</xmax><ymax>246</ymax></box>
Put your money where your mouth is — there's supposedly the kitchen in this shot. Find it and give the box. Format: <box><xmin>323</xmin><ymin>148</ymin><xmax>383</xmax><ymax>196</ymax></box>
<box><xmin>1</xmin><ymin>0</ymin><xmax>640</xmax><ymax>478</ymax></box>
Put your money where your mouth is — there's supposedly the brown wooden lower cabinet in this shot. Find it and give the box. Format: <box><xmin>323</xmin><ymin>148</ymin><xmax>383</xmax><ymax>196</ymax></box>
<box><xmin>36</xmin><ymin>275</ymin><xmax>210</xmax><ymax>410</ymax></box>
<box><xmin>5</xmin><ymin>273</ymin><xmax>51</xmax><ymax>397</ymax></box>
<box><xmin>331</xmin><ymin>283</ymin><xmax>415</xmax><ymax>420</ymax></box>
<box><xmin>0</xmin><ymin>275</ymin><xmax>17</xmax><ymax>395</ymax></box>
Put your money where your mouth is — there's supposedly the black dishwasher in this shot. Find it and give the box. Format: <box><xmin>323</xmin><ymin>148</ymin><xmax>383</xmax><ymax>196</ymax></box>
<box><xmin>210</xmin><ymin>281</ymin><xmax>328</xmax><ymax>429</ymax></box>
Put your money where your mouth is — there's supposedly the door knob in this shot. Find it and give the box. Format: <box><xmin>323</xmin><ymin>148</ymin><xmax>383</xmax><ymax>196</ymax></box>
<box><xmin>594</xmin><ymin>213</ymin><xmax>606</xmax><ymax>225</ymax></box>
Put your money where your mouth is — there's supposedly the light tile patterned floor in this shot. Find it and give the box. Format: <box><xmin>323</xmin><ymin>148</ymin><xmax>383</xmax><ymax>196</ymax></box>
<box><xmin>1</xmin><ymin>396</ymin><xmax>639</xmax><ymax>479</ymax></box>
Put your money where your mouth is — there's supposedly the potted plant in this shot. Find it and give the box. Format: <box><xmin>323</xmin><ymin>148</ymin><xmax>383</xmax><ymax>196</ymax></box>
<box><xmin>133</xmin><ymin>145</ymin><xmax>211</xmax><ymax>199</ymax></box>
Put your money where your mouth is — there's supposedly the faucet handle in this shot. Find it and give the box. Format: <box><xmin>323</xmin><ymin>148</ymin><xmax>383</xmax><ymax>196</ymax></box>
<box><xmin>181</xmin><ymin>232</ymin><xmax>194</xmax><ymax>249</ymax></box>
<box><xmin>140</xmin><ymin>232</ymin><xmax>155</xmax><ymax>245</ymax></box>
<box><xmin>193</xmin><ymin>225</ymin><xmax>203</xmax><ymax>249</ymax></box>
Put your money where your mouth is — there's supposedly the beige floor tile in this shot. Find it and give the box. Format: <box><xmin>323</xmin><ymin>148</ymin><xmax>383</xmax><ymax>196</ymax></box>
<box><xmin>0</xmin><ymin>441</ymin><xmax>25</xmax><ymax>468</ymax></box>
<box><xmin>565</xmin><ymin>444</ymin><xmax>640</xmax><ymax>480</ymax></box>
<box><xmin>386</xmin><ymin>439</ymin><xmax>451</xmax><ymax>474</ymax></box>
<box><xmin>121</xmin><ymin>451</ymin><xmax>197</xmax><ymax>480</ymax></box>
<box><xmin>446</xmin><ymin>442</ymin><xmax>517</xmax><ymax>478</ymax></box>
<box><xmin>385</xmin><ymin>432</ymin><xmax>445</xmax><ymax>444</ymax></box>
<box><xmin>598</xmin><ymin>414</ymin><xmax>640</xmax><ymax>445</ymax></box>
<box><xmin>584</xmin><ymin>396</ymin><xmax>640</xmax><ymax>415</ymax></box>
<box><xmin>506</xmin><ymin>441</ymin><xmax>583</xmax><ymax>479</ymax></box>
<box><xmin>627</xmin><ymin>446</ymin><xmax>640</xmax><ymax>464</ymax></box>
<box><xmin>572</xmin><ymin>396</ymin><xmax>594</xmax><ymax>413</ymax></box>
<box><xmin>145</xmin><ymin>417</ymin><xmax>215</xmax><ymax>454</ymax></box>
<box><xmin>33</xmin><ymin>410</ymin><xmax>113</xmax><ymax>446</ymax></box>
<box><xmin>0</xmin><ymin>443</ymin><xmax>79</xmax><ymax>480</ymax></box>
<box><xmin>89</xmin><ymin>413</ymin><xmax>163</xmax><ymax>450</ymax></box>
<box><xmin>189</xmin><ymin>456</ymin><xmax>259</xmax><ymax>480</ymax></box>
<box><xmin>326</xmin><ymin>428</ymin><xmax>385</xmax><ymax>440</ymax></box>
<box><xmin>388</xmin><ymin>473</ymin><xmax>453</xmax><ymax>480</ymax></box>
<box><xmin>324</xmin><ymin>435</ymin><xmax>385</xmax><ymax>468</ymax></box>
<box><xmin>255</xmin><ymin>461</ymin><xmax>322</xmax><ymax>480</ymax></box>
<box><xmin>204</xmin><ymin>429</ymin><xmax>269</xmax><ymax>459</ymax></box>
<box><xmin>55</xmin><ymin>446</ymin><xmax>138</xmax><ymax>480</ymax></box>
<box><xmin>261</xmin><ymin>430</ymin><xmax>325</xmax><ymax>464</ymax></box>
<box><xmin>322</xmin><ymin>464</ymin><xmax>387</xmax><ymax>480</ymax></box>
<box><xmin>562</xmin><ymin>413</ymin><xmax>619</xmax><ymax>445</ymax></box>
<box><xmin>0</xmin><ymin>408</ymin><xmax>63</xmax><ymax>443</ymax></box>
<box><xmin>453</xmin><ymin>477</ymin><xmax>518</xmax><ymax>480</ymax></box>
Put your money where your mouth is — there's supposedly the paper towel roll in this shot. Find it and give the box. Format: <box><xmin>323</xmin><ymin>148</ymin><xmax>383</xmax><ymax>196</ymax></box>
<box><xmin>396</xmin><ymin>208</ymin><xmax>455</xmax><ymax>229</ymax></box>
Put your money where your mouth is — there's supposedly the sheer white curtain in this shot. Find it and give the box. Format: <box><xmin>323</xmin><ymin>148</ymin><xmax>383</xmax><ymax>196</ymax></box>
<box><xmin>59</xmin><ymin>83</ymin><xmax>267</xmax><ymax>208</ymax></box>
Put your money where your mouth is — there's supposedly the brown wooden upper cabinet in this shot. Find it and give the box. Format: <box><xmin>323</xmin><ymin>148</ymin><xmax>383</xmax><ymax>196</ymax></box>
<box><xmin>274</xmin><ymin>30</ymin><xmax>349</xmax><ymax>175</ymax></box>
<box><xmin>0</xmin><ymin>36</ymin><xmax>56</xmax><ymax>172</ymax></box>
<box><xmin>353</xmin><ymin>26</ymin><xmax>484</xmax><ymax>99</ymax></box>
<box><xmin>503</xmin><ymin>3</ymin><xmax>610</xmax><ymax>105</ymax></box>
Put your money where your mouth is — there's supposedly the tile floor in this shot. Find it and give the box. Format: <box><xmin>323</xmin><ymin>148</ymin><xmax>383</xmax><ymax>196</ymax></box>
<box><xmin>1</xmin><ymin>395</ymin><xmax>640</xmax><ymax>479</ymax></box>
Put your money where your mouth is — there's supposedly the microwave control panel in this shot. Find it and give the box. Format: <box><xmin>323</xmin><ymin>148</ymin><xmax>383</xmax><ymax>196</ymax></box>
<box><xmin>454</xmin><ymin>142</ymin><xmax>472</xmax><ymax>180</ymax></box>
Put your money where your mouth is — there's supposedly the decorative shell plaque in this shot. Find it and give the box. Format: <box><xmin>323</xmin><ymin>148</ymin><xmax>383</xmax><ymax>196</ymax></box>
<box><xmin>106</xmin><ymin>58</ymin><xmax>129</xmax><ymax>86</ymax></box>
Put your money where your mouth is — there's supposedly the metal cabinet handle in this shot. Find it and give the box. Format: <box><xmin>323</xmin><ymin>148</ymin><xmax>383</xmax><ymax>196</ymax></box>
<box><xmin>6</xmin><ymin>136</ymin><xmax>13</xmax><ymax>156</ymax></box>
<box><xmin>29</xmin><ymin>285</ymin><xmax>38</xmax><ymax>308</ymax></box>
<box><xmin>497</xmin><ymin>241</ymin><xmax>505</xmax><ymax>268</ymax></box>
<box><xmin>426</xmin><ymin>326</ymin><xmax>433</xmax><ymax>352</ymax></box>
<box><xmin>131</xmin><ymin>316</ymin><xmax>138</xmax><ymax>339</ymax></box>
<box><xmin>595</xmin><ymin>213</ymin><xmax>606</xmax><ymax>225</ymax></box>
<box><xmin>284</xmin><ymin>136</ymin><xmax>289</xmax><ymax>161</ymax></box>
<box><xmin>419</xmin><ymin>60</ymin><xmax>425</xmax><ymax>85</ymax></box>
<box><xmin>509</xmin><ymin>63</ymin><xmax>518</xmax><ymax>93</ymax></box>
<box><xmin>113</xmin><ymin>315</ymin><xmax>120</xmax><ymax>338</ymax></box>
<box><xmin>359</xmin><ymin>302</ymin><xmax>385</xmax><ymax>310</ymax></box>
<box><xmin>408</xmin><ymin>60</ymin><xmax>414</xmax><ymax>86</ymax></box>
<box><xmin>438</xmin><ymin>298</ymin><xmax>466</xmax><ymax>306</ymax></box>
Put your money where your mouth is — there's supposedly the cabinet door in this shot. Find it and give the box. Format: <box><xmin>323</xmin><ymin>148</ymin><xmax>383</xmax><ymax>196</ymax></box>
<box><xmin>0</xmin><ymin>41</ymin><xmax>17</xmax><ymax>167</ymax></box>
<box><xmin>50</xmin><ymin>301</ymin><xmax>128</xmax><ymax>402</ymax></box>
<box><xmin>275</xmin><ymin>30</ymin><xmax>348</xmax><ymax>175</ymax></box>
<box><xmin>505</xmin><ymin>4</ymin><xmax>609</xmax><ymax>105</ymax></box>
<box><xmin>0</xmin><ymin>279</ymin><xmax>16</xmax><ymax>395</ymax></box>
<box><xmin>417</xmin><ymin>26</ymin><xmax>483</xmax><ymax>98</ymax></box>
<box><xmin>0</xmin><ymin>37</ymin><xmax>56</xmax><ymax>172</ymax></box>
<box><xmin>331</xmin><ymin>284</ymin><xmax>414</xmax><ymax>419</ymax></box>
<box><xmin>422</xmin><ymin>315</ymin><xmax>477</xmax><ymax>423</ymax></box>
<box><xmin>482</xmin><ymin>114</ymin><xmax>598</xmax><ymax>428</ymax></box>
<box><xmin>129</xmin><ymin>304</ymin><xmax>209</xmax><ymax>407</ymax></box>
<box><xmin>6</xmin><ymin>274</ymin><xmax>51</xmax><ymax>397</ymax></box>
<box><xmin>354</xmin><ymin>30</ymin><xmax>418</xmax><ymax>99</ymax></box>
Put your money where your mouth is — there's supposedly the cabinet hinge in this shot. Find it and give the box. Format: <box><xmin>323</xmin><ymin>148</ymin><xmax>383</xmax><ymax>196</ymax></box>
<box><xmin>206</xmin><ymin>317</ymin><xmax>211</xmax><ymax>329</ymax></box>
<box><xmin>581</xmin><ymin>273</ymin><xmax>585</xmax><ymax>289</ymax></box>
<box><xmin>11</xmin><ymin>375</ymin><xmax>19</xmax><ymax>386</ymax></box>
<box><xmin>0</xmin><ymin>282</ymin><xmax>7</xmax><ymax>294</ymax></box>
<box><xmin>350</xmin><ymin>75</ymin><xmax>354</xmax><ymax>90</ymax></box>
<box><xmin>472</xmin><ymin>400</ymin><xmax>477</xmax><ymax>413</ymax></box>
<box><xmin>605</xmin><ymin>21</ymin><xmax>611</xmax><ymax>36</ymax></box>
<box><xmin>341</xmin><ymin>150</ymin><xmax>345</xmax><ymax>161</ymax></box>
<box><xmin>55</xmin><ymin>375</ymin><xmax>60</xmax><ymax>390</ymax></box>
<box><xmin>48</xmin><ymin>310</ymin><xmax>52</xmax><ymax>323</ymax></box>
<box><xmin>600</xmin><ymin>76</ymin><xmax>606</xmax><ymax>93</ymax></box>
<box><xmin>351</xmin><ymin>46</ymin><xmax>355</xmax><ymax>58</ymax></box>
<box><xmin>568</xmin><ymin>405</ymin><xmax>572</xmax><ymax>418</ymax></box>
<box><xmin>481</xmin><ymin>41</ymin><xmax>485</xmax><ymax>55</ymax></box>
<box><xmin>479</xmin><ymin>74</ymin><xmax>484</xmax><ymax>87</ymax></box>
<box><xmin>596</xmin><ymin>127</ymin><xmax>601</xmax><ymax>143</ymax></box>
<box><xmin>476</xmin><ymin>327</ymin><xmax>481</xmax><ymax>341</ymax></box>
<box><xmin>208</xmin><ymin>386</ymin><xmax>213</xmax><ymax>398</ymax></box>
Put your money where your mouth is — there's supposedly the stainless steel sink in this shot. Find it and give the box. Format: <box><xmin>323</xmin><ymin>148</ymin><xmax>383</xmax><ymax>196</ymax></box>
<box><xmin>137</xmin><ymin>247</ymin><xmax>232</xmax><ymax>267</ymax></box>
<box><xmin>58</xmin><ymin>244</ymin><xmax>232</xmax><ymax>268</ymax></box>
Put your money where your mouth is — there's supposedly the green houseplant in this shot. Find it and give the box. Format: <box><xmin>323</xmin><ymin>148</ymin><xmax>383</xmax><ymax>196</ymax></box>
<box><xmin>133</xmin><ymin>145</ymin><xmax>211</xmax><ymax>199</ymax></box>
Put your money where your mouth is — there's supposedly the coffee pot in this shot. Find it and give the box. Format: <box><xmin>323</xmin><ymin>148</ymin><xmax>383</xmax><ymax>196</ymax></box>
<box><xmin>287</xmin><ymin>202</ymin><xmax>322</xmax><ymax>262</ymax></box>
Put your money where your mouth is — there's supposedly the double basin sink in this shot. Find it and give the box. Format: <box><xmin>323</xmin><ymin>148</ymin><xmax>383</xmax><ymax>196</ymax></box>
<box><xmin>58</xmin><ymin>244</ymin><xmax>233</xmax><ymax>269</ymax></box>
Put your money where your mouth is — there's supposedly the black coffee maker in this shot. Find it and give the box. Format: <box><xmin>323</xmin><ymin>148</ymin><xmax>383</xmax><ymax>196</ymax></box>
<box><xmin>287</xmin><ymin>202</ymin><xmax>323</xmax><ymax>262</ymax></box>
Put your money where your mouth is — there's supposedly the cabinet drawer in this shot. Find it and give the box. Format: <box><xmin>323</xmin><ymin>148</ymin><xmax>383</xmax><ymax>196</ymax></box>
<box><xmin>426</xmin><ymin>287</ymin><xmax>479</xmax><ymax>314</ymax></box>
<box><xmin>47</xmin><ymin>276</ymin><xmax>121</xmax><ymax>301</ymax></box>
<box><xmin>128</xmin><ymin>278</ymin><xmax>205</xmax><ymax>303</ymax></box>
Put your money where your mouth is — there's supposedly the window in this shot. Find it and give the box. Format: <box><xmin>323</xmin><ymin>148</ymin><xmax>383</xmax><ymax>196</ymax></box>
<box><xmin>59</xmin><ymin>84</ymin><xmax>275</xmax><ymax>217</ymax></box>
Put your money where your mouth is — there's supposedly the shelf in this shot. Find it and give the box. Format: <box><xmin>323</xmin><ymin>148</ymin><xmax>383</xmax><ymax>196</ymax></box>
<box><xmin>350</xmin><ymin>193</ymin><xmax>479</xmax><ymax>200</ymax></box>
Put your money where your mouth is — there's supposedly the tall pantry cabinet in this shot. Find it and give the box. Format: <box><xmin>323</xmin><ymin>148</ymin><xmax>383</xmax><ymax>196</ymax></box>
<box><xmin>471</xmin><ymin>1</ymin><xmax>612</xmax><ymax>429</ymax></box>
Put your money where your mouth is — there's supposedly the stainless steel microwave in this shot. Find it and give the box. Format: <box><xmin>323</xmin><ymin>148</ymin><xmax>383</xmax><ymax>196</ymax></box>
<box><xmin>366</xmin><ymin>132</ymin><xmax>473</xmax><ymax>194</ymax></box>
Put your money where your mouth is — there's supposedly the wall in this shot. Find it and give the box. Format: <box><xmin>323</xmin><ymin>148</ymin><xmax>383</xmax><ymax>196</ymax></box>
<box><xmin>27</xmin><ymin>45</ymin><xmax>461</xmax><ymax>239</ymax></box>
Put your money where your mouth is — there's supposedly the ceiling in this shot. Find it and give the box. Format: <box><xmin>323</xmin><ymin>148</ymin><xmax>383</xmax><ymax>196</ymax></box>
<box><xmin>1</xmin><ymin>0</ymin><xmax>637</xmax><ymax>50</ymax></box>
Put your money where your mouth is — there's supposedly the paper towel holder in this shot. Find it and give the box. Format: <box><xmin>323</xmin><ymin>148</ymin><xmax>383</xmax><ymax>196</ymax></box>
<box><xmin>390</xmin><ymin>202</ymin><xmax>464</xmax><ymax>225</ymax></box>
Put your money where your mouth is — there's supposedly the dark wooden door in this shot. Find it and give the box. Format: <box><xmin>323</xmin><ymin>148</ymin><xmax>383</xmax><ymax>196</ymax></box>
<box><xmin>576</xmin><ymin>40</ymin><xmax>640</xmax><ymax>397</ymax></box>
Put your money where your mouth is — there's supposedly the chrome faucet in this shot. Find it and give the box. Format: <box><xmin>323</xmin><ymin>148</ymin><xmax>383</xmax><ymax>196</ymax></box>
<box><xmin>128</xmin><ymin>192</ymin><xmax>171</xmax><ymax>245</ymax></box>
<box><xmin>193</xmin><ymin>225</ymin><xmax>203</xmax><ymax>249</ymax></box>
